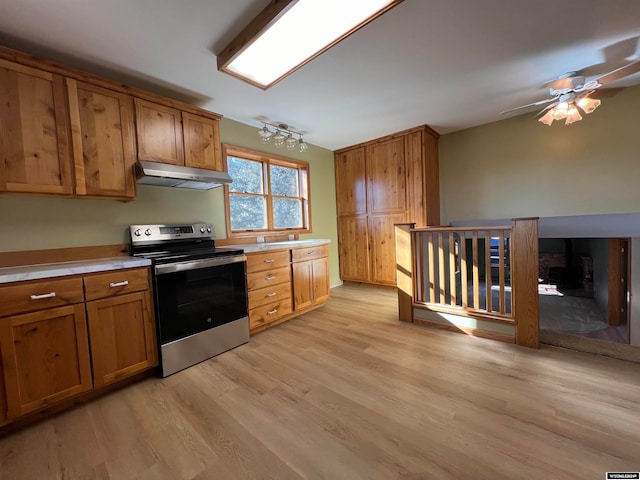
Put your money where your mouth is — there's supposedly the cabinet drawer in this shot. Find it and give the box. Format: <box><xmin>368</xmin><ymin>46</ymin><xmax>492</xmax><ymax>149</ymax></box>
<box><xmin>84</xmin><ymin>268</ymin><xmax>149</xmax><ymax>301</ymax></box>
<box><xmin>0</xmin><ymin>277</ymin><xmax>84</xmax><ymax>317</ymax></box>
<box><xmin>247</xmin><ymin>266</ymin><xmax>290</xmax><ymax>290</ymax></box>
<box><xmin>248</xmin><ymin>282</ymin><xmax>291</xmax><ymax>309</ymax></box>
<box><xmin>292</xmin><ymin>245</ymin><xmax>328</xmax><ymax>263</ymax></box>
<box><xmin>246</xmin><ymin>250</ymin><xmax>290</xmax><ymax>273</ymax></box>
<box><xmin>249</xmin><ymin>298</ymin><xmax>292</xmax><ymax>329</ymax></box>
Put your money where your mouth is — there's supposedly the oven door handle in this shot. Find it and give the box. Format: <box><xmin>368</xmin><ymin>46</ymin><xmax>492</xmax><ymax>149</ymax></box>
<box><xmin>155</xmin><ymin>254</ymin><xmax>247</xmax><ymax>275</ymax></box>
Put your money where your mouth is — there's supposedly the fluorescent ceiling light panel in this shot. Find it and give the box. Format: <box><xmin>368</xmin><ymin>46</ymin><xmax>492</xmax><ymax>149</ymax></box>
<box><xmin>218</xmin><ymin>0</ymin><xmax>402</xmax><ymax>89</ymax></box>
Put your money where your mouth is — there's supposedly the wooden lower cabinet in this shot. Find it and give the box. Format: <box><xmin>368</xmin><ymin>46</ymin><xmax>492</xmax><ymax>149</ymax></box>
<box><xmin>0</xmin><ymin>304</ymin><xmax>93</xmax><ymax>418</ymax></box>
<box><xmin>369</xmin><ymin>214</ymin><xmax>406</xmax><ymax>286</ymax></box>
<box><xmin>249</xmin><ymin>298</ymin><xmax>293</xmax><ymax>331</ymax></box>
<box><xmin>0</xmin><ymin>267</ymin><xmax>157</xmax><ymax>426</ymax></box>
<box><xmin>247</xmin><ymin>244</ymin><xmax>330</xmax><ymax>334</ymax></box>
<box><xmin>86</xmin><ymin>291</ymin><xmax>157</xmax><ymax>388</ymax></box>
<box><xmin>337</xmin><ymin>216</ymin><xmax>370</xmax><ymax>282</ymax></box>
<box><xmin>0</xmin><ymin>344</ymin><xmax>8</xmax><ymax>427</ymax></box>
<box><xmin>292</xmin><ymin>257</ymin><xmax>330</xmax><ymax>310</ymax></box>
<box><xmin>246</xmin><ymin>249</ymin><xmax>292</xmax><ymax>333</ymax></box>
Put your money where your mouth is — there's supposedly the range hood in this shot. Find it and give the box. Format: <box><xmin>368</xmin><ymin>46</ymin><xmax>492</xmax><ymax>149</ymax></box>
<box><xmin>135</xmin><ymin>160</ymin><xmax>233</xmax><ymax>190</ymax></box>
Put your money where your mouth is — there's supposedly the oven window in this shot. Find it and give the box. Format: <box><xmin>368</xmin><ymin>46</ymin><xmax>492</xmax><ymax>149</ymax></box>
<box><xmin>154</xmin><ymin>261</ymin><xmax>248</xmax><ymax>343</ymax></box>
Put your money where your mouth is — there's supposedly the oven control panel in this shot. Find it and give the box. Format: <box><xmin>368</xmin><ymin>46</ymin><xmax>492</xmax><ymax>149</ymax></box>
<box><xmin>130</xmin><ymin>224</ymin><xmax>214</xmax><ymax>243</ymax></box>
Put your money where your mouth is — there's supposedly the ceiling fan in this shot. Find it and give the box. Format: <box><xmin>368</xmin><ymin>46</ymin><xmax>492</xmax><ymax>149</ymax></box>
<box><xmin>500</xmin><ymin>59</ymin><xmax>640</xmax><ymax>125</ymax></box>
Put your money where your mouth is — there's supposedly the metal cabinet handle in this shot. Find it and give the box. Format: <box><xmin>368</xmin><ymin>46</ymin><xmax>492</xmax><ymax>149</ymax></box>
<box><xmin>109</xmin><ymin>280</ymin><xmax>129</xmax><ymax>288</ymax></box>
<box><xmin>264</xmin><ymin>259</ymin><xmax>275</xmax><ymax>263</ymax></box>
<box><xmin>265</xmin><ymin>275</ymin><xmax>276</xmax><ymax>280</ymax></box>
<box><xmin>267</xmin><ymin>309</ymin><xmax>277</xmax><ymax>315</ymax></box>
<box><xmin>265</xmin><ymin>292</ymin><xmax>277</xmax><ymax>298</ymax></box>
<box><xmin>30</xmin><ymin>292</ymin><xmax>56</xmax><ymax>300</ymax></box>
<box><xmin>308</xmin><ymin>251</ymin><xmax>316</xmax><ymax>255</ymax></box>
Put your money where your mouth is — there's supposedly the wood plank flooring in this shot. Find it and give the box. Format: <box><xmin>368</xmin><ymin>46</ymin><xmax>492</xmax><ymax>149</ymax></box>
<box><xmin>1</xmin><ymin>283</ymin><xmax>640</xmax><ymax>479</ymax></box>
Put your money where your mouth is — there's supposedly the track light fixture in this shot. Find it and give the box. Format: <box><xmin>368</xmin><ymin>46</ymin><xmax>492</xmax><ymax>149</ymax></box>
<box><xmin>257</xmin><ymin>121</ymin><xmax>308</xmax><ymax>153</ymax></box>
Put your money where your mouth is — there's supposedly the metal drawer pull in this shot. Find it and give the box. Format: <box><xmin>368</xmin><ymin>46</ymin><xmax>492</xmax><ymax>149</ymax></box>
<box><xmin>109</xmin><ymin>280</ymin><xmax>129</xmax><ymax>288</ymax></box>
<box><xmin>264</xmin><ymin>259</ymin><xmax>275</xmax><ymax>263</ymax></box>
<box><xmin>30</xmin><ymin>292</ymin><xmax>56</xmax><ymax>300</ymax></box>
<box><xmin>265</xmin><ymin>275</ymin><xmax>276</xmax><ymax>280</ymax></box>
<box><xmin>308</xmin><ymin>251</ymin><xmax>316</xmax><ymax>255</ymax></box>
<box><xmin>267</xmin><ymin>309</ymin><xmax>278</xmax><ymax>315</ymax></box>
<box><xmin>265</xmin><ymin>292</ymin><xmax>277</xmax><ymax>298</ymax></box>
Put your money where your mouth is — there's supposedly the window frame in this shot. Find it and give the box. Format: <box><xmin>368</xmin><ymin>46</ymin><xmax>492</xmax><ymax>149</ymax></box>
<box><xmin>223</xmin><ymin>144</ymin><xmax>311</xmax><ymax>238</ymax></box>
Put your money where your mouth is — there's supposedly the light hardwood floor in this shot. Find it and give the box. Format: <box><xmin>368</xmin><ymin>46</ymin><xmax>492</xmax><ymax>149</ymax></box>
<box><xmin>1</xmin><ymin>283</ymin><xmax>640</xmax><ymax>479</ymax></box>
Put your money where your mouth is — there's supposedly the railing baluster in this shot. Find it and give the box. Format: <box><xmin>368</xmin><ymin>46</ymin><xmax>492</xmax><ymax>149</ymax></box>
<box><xmin>485</xmin><ymin>230</ymin><xmax>493</xmax><ymax>312</ymax></box>
<box><xmin>472</xmin><ymin>231</ymin><xmax>479</xmax><ymax>309</ymax></box>
<box><xmin>499</xmin><ymin>230</ymin><xmax>506</xmax><ymax>314</ymax></box>
<box><xmin>438</xmin><ymin>232</ymin><xmax>445</xmax><ymax>303</ymax></box>
<box><xmin>428</xmin><ymin>232</ymin><xmax>435</xmax><ymax>303</ymax></box>
<box><xmin>460</xmin><ymin>232</ymin><xmax>468</xmax><ymax>308</ymax></box>
<box><xmin>449</xmin><ymin>233</ymin><xmax>456</xmax><ymax>306</ymax></box>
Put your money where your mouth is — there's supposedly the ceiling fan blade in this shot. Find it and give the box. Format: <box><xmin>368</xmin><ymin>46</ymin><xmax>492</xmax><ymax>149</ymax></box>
<box><xmin>596</xmin><ymin>59</ymin><xmax>640</xmax><ymax>85</ymax></box>
<box><xmin>534</xmin><ymin>102</ymin><xmax>557</xmax><ymax>119</ymax></box>
<box><xmin>500</xmin><ymin>97</ymin><xmax>559</xmax><ymax>115</ymax></box>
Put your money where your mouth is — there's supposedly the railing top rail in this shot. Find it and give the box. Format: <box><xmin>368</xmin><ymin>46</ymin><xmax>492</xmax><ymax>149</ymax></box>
<box><xmin>411</xmin><ymin>225</ymin><xmax>512</xmax><ymax>233</ymax></box>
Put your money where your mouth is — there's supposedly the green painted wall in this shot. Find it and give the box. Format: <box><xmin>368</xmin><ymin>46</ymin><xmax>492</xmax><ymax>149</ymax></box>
<box><xmin>0</xmin><ymin>117</ymin><xmax>341</xmax><ymax>287</ymax></box>
<box><xmin>439</xmin><ymin>84</ymin><xmax>640</xmax><ymax>224</ymax></box>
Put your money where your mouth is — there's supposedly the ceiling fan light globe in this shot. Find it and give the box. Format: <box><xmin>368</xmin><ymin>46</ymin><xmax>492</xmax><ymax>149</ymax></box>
<box><xmin>577</xmin><ymin>97</ymin><xmax>601</xmax><ymax>114</ymax></box>
<box><xmin>551</xmin><ymin>101</ymin><xmax>569</xmax><ymax>120</ymax></box>
<box><xmin>538</xmin><ymin>110</ymin><xmax>555</xmax><ymax>126</ymax></box>
<box><xmin>564</xmin><ymin>107</ymin><xmax>582</xmax><ymax>125</ymax></box>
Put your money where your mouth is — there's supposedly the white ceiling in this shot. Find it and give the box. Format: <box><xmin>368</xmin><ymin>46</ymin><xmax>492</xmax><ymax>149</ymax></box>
<box><xmin>1</xmin><ymin>0</ymin><xmax>640</xmax><ymax>150</ymax></box>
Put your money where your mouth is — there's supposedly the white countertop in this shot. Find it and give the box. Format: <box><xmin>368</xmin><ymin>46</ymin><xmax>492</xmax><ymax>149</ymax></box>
<box><xmin>0</xmin><ymin>257</ymin><xmax>152</xmax><ymax>284</ymax></box>
<box><xmin>230</xmin><ymin>239</ymin><xmax>331</xmax><ymax>254</ymax></box>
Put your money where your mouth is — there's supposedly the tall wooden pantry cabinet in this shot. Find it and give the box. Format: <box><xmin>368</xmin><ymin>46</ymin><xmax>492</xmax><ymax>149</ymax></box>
<box><xmin>334</xmin><ymin>125</ymin><xmax>439</xmax><ymax>286</ymax></box>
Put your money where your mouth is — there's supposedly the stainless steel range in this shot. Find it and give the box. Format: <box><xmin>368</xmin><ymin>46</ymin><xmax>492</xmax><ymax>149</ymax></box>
<box><xmin>130</xmin><ymin>223</ymin><xmax>248</xmax><ymax>376</ymax></box>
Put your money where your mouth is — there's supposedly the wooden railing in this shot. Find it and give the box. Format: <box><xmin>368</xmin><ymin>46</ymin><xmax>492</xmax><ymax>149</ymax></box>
<box><xmin>396</xmin><ymin>218</ymin><xmax>539</xmax><ymax>348</ymax></box>
<box><xmin>412</xmin><ymin>226</ymin><xmax>513</xmax><ymax>318</ymax></box>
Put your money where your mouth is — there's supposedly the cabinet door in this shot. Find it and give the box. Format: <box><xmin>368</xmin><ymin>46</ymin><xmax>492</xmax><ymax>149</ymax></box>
<box><xmin>0</xmin><ymin>304</ymin><xmax>92</xmax><ymax>418</ymax></box>
<box><xmin>86</xmin><ymin>291</ymin><xmax>157</xmax><ymax>387</ymax></box>
<box><xmin>292</xmin><ymin>261</ymin><xmax>313</xmax><ymax>310</ymax></box>
<box><xmin>369</xmin><ymin>214</ymin><xmax>406</xmax><ymax>286</ymax></box>
<box><xmin>335</xmin><ymin>147</ymin><xmax>367</xmax><ymax>216</ymax></box>
<box><xmin>134</xmin><ymin>99</ymin><xmax>184</xmax><ymax>165</ymax></box>
<box><xmin>312</xmin><ymin>257</ymin><xmax>330</xmax><ymax>304</ymax></box>
<box><xmin>337</xmin><ymin>215</ymin><xmax>370</xmax><ymax>282</ymax></box>
<box><xmin>183</xmin><ymin>112</ymin><xmax>222</xmax><ymax>171</ymax></box>
<box><xmin>0</xmin><ymin>343</ymin><xmax>7</xmax><ymax>426</ymax></box>
<box><xmin>366</xmin><ymin>137</ymin><xmax>406</xmax><ymax>214</ymax></box>
<box><xmin>67</xmin><ymin>79</ymin><xmax>137</xmax><ymax>198</ymax></box>
<box><xmin>0</xmin><ymin>59</ymin><xmax>72</xmax><ymax>195</ymax></box>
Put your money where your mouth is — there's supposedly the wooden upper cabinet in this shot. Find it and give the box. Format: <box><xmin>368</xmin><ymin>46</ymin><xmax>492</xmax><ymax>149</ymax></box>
<box><xmin>0</xmin><ymin>59</ymin><xmax>72</xmax><ymax>195</ymax></box>
<box><xmin>405</xmin><ymin>129</ymin><xmax>440</xmax><ymax>226</ymax></box>
<box><xmin>366</xmin><ymin>137</ymin><xmax>406</xmax><ymax>214</ymax></box>
<box><xmin>183</xmin><ymin>112</ymin><xmax>222</xmax><ymax>170</ymax></box>
<box><xmin>134</xmin><ymin>99</ymin><xmax>184</xmax><ymax>165</ymax></box>
<box><xmin>67</xmin><ymin>80</ymin><xmax>137</xmax><ymax>198</ymax></box>
<box><xmin>335</xmin><ymin>147</ymin><xmax>367</xmax><ymax>216</ymax></box>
